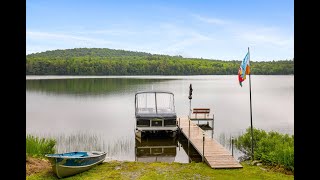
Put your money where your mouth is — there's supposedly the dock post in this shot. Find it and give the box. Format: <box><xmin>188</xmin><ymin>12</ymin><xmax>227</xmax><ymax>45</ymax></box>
<box><xmin>188</xmin><ymin>117</ymin><xmax>190</xmax><ymax>138</ymax></box>
<box><xmin>188</xmin><ymin>117</ymin><xmax>191</xmax><ymax>146</ymax></box>
<box><xmin>231</xmin><ymin>137</ymin><xmax>234</xmax><ymax>157</ymax></box>
<box><xmin>188</xmin><ymin>117</ymin><xmax>190</xmax><ymax>154</ymax></box>
<box><xmin>179</xmin><ymin>118</ymin><xmax>180</xmax><ymax>128</ymax></box>
<box><xmin>135</xmin><ymin>146</ymin><xmax>137</xmax><ymax>161</ymax></box>
<box><xmin>212</xmin><ymin>114</ymin><xmax>214</xmax><ymax>135</ymax></box>
<box><xmin>211</xmin><ymin>120</ymin><xmax>213</xmax><ymax>138</ymax></box>
<box><xmin>202</xmin><ymin>132</ymin><xmax>205</xmax><ymax>162</ymax></box>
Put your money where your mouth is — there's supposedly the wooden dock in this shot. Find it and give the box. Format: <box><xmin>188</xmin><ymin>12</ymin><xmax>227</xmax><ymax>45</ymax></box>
<box><xmin>178</xmin><ymin>117</ymin><xmax>242</xmax><ymax>169</ymax></box>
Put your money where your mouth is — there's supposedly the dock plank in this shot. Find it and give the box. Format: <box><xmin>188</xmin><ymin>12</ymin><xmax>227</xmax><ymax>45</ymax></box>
<box><xmin>178</xmin><ymin>117</ymin><xmax>242</xmax><ymax>169</ymax></box>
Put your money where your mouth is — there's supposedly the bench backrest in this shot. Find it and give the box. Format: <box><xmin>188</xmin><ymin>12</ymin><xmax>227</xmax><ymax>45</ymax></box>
<box><xmin>193</xmin><ymin>108</ymin><xmax>210</xmax><ymax>114</ymax></box>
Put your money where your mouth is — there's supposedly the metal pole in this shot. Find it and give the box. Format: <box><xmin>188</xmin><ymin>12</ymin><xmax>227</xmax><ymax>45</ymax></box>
<box><xmin>155</xmin><ymin>92</ymin><xmax>157</xmax><ymax>114</ymax></box>
<box><xmin>188</xmin><ymin>118</ymin><xmax>190</xmax><ymax>160</ymax></box>
<box><xmin>232</xmin><ymin>137</ymin><xmax>234</xmax><ymax>157</ymax></box>
<box><xmin>189</xmin><ymin>99</ymin><xmax>191</xmax><ymax>118</ymax></box>
<box><xmin>248</xmin><ymin>47</ymin><xmax>254</xmax><ymax>160</ymax></box>
<box><xmin>135</xmin><ymin>144</ymin><xmax>137</xmax><ymax>161</ymax></box>
<box><xmin>188</xmin><ymin>119</ymin><xmax>190</xmax><ymax>139</ymax></box>
<box><xmin>212</xmin><ymin>114</ymin><xmax>214</xmax><ymax>136</ymax></box>
<box><xmin>211</xmin><ymin>126</ymin><xmax>213</xmax><ymax>139</ymax></box>
<box><xmin>188</xmin><ymin>84</ymin><xmax>192</xmax><ymax>163</ymax></box>
<box><xmin>202</xmin><ymin>133</ymin><xmax>205</xmax><ymax>162</ymax></box>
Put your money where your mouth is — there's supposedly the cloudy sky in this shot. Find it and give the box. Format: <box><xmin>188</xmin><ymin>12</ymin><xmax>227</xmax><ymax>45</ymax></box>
<box><xmin>27</xmin><ymin>0</ymin><xmax>293</xmax><ymax>61</ymax></box>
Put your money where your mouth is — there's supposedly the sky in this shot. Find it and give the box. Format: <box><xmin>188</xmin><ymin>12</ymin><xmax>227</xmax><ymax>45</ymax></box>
<box><xmin>26</xmin><ymin>0</ymin><xmax>294</xmax><ymax>61</ymax></box>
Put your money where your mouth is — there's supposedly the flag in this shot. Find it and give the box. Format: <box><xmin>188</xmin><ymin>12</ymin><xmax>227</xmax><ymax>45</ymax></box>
<box><xmin>238</xmin><ymin>50</ymin><xmax>250</xmax><ymax>87</ymax></box>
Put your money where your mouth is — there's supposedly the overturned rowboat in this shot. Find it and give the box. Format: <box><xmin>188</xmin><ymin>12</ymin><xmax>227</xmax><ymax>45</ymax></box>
<box><xmin>45</xmin><ymin>151</ymin><xmax>107</xmax><ymax>178</ymax></box>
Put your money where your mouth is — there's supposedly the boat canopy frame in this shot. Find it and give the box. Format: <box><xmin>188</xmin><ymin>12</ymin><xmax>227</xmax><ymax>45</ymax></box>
<box><xmin>135</xmin><ymin>91</ymin><xmax>175</xmax><ymax>117</ymax></box>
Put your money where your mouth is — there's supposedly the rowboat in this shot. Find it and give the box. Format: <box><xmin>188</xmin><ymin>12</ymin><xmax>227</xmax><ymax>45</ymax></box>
<box><xmin>45</xmin><ymin>151</ymin><xmax>107</xmax><ymax>178</ymax></box>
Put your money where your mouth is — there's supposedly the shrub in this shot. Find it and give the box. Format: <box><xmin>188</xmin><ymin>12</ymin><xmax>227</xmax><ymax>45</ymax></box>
<box><xmin>235</xmin><ymin>128</ymin><xmax>294</xmax><ymax>171</ymax></box>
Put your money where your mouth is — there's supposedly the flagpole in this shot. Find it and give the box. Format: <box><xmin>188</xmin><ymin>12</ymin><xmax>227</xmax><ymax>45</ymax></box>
<box><xmin>248</xmin><ymin>47</ymin><xmax>254</xmax><ymax>160</ymax></box>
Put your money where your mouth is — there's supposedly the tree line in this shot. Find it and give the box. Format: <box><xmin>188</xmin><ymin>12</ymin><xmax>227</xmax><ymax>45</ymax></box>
<box><xmin>26</xmin><ymin>48</ymin><xmax>294</xmax><ymax>75</ymax></box>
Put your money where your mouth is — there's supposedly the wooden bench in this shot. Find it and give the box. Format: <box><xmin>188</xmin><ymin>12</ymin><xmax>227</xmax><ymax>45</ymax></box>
<box><xmin>190</xmin><ymin>108</ymin><xmax>214</xmax><ymax>133</ymax></box>
<box><xmin>192</xmin><ymin>108</ymin><xmax>210</xmax><ymax>119</ymax></box>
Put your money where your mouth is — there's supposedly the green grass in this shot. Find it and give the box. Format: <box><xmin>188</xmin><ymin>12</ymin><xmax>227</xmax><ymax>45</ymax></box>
<box><xmin>27</xmin><ymin>160</ymin><xmax>293</xmax><ymax>180</ymax></box>
<box><xmin>26</xmin><ymin>134</ymin><xmax>56</xmax><ymax>158</ymax></box>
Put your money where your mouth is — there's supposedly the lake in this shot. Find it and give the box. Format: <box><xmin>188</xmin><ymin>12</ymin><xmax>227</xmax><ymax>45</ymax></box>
<box><xmin>26</xmin><ymin>75</ymin><xmax>294</xmax><ymax>163</ymax></box>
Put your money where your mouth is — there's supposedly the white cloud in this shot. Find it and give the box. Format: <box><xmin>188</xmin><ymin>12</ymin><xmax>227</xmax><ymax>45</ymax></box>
<box><xmin>26</xmin><ymin>45</ymin><xmax>57</xmax><ymax>54</ymax></box>
<box><xmin>27</xmin><ymin>31</ymin><xmax>115</xmax><ymax>45</ymax></box>
<box><xmin>77</xmin><ymin>29</ymin><xmax>137</xmax><ymax>36</ymax></box>
<box><xmin>164</xmin><ymin>33</ymin><xmax>211</xmax><ymax>52</ymax></box>
<box><xmin>192</xmin><ymin>14</ymin><xmax>229</xmax><ymax>25</ymax></box>
<box><xmin>192</xmin><ymin>13</ymin><xmax>293</xmax><ymax>58</ymax></box>
<box><xmin>231</xmin><ymin>26</ymin><xmax>294</xmax><ymax>50</ymax></box>
<box><xmin>151</xmin><ymin>24</ymin><xmax>213</xmax><ymax>56</ymax></box>
<box><xmin>26</xmin><ymin>30</ymin><xmax>126</xmax><ymax>54</ymax></box>
<box><xmin>192</xmin><ymin>13</ymin><xmax>293</xmax><ymax>45</ymax></box>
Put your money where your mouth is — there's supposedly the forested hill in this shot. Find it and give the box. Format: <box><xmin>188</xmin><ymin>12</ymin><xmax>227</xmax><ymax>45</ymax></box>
<box><xmin>26</xmin><ymin>48</ymin><xmax>294</xmax><ymax>75</ymax></box>
<box><xmin>27</xmin><ymin>48</ymin><xmax>155</xmax><ymax>58</ymax></box>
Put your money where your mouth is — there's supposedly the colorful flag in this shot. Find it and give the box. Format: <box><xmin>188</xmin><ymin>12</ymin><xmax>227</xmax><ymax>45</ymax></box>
<box><xmin>238</xmin><ymin>50</ymin><xmax>250</xmax><ymax>87</ymax></box>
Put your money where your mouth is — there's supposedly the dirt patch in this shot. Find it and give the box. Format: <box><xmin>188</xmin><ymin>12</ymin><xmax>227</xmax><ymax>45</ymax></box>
<box><xmin>26</xmin><ymin>156</ymin><xmax>52</xmax><ymax>176</ymax></box>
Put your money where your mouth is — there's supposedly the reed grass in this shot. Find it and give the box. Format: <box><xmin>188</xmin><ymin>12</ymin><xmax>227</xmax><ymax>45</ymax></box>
<box><xmin>26</xmin><ymin>135</ymin><xmax>56</xmax><ymax>157</ymax></box>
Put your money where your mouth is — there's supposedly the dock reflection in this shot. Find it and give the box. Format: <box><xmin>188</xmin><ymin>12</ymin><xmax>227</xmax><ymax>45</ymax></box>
<box><xmin>135</xmin><ymin>136</ymin><xmax>177</xmax><ymax>162</ymax></box>
<box><xmin>134</xmin><ymin>134</ymin><xmax>202</xmax><ymax>163</ymax></box>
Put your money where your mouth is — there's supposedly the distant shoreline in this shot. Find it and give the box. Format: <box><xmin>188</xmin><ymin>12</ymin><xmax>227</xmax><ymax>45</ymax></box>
<box><xmin>26</xmin><ymin>74</ymin><xmax>294</xmax><ymax>80</ymax></box>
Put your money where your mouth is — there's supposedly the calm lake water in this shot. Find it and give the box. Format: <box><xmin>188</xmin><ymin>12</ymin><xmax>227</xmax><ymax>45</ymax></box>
<box><xmin>26</xmin><ymin>75</ymin><xmax>294</xmax><ymax>163</ymax></box>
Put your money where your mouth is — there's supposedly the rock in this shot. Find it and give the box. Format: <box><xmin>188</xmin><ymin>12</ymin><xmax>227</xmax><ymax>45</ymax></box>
<box><xmin>257</xmin><ymin>163</ymin><xmax>262</xmax><ymax>166</ymax></box>
<box><xmin>251</xmin><ymin>160</ymin><xmax>261</xmax><ymax>166</ymax></box>
<box><xmin>260</xmin><ymin>167</ymin><xmax>267</xmax><ymax>171</ymax></box>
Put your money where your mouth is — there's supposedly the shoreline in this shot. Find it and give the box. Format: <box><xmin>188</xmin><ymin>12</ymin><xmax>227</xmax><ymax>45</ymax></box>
<box><xmin>26</xmin><ymin>157</ymin><xmax>293</xmax><ymax>179</ymax></box>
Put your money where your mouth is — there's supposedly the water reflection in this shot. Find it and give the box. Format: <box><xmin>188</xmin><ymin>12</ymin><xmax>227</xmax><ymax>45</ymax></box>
<box><xmin>26</xmin><ymin>78</ymin><xmax>174</xmax><ymax>96</ymax></box>
<box><xmin>135</xmin><ymin>136</ymin><xmax>178</xmax><ymax>162</ymax></box>
<box><xmin>177</xmin><ymin>134</ymin><xmax>202</xmax><ymax>163</ymax></box>
<box><xmin>215</xmin><ymin>132</ymin><xmax>243</xmax><ymax>161</ymax></box>
<box><xmin>134</xmin><ymin>134</ymin><xmax>204</xmax><ymax>163</ymax></box>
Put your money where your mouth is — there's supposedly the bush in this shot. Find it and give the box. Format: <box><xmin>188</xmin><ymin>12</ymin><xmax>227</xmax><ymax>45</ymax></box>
<box><xmin>235</xmin><ymin>128</ymin><xmax>294</xmax><ymax>171</ymax></box>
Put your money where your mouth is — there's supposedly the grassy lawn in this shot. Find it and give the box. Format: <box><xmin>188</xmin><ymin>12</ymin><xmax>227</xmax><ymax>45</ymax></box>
<box><xmin>27</xmin><ymin>160</ymin><xmax>293</xmax><ymax>180</ymax></box>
